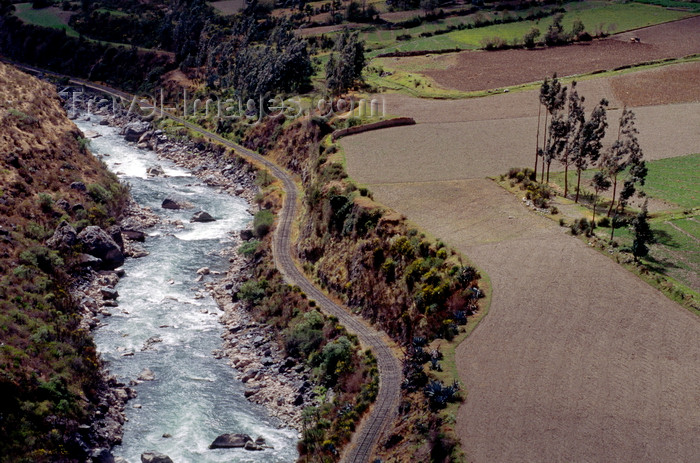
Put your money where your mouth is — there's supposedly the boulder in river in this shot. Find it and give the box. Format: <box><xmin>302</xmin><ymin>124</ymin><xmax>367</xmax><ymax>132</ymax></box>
<box><xmin>147</xmin><ymin>165</ymin><xmax>165</xmax><ymax>177</ymax></box>
<box><xmin>90</xmin><ymin>448</ymin><xmax>115</xmax><ymax>463</ymax></box>
<box><xmin>161</xmin><ymin>196</ymin><xmax>193</xmax><ymax>210</ymax></box>
<box><xmin>190</xmin><ymin>210</ymin><xmax>215</xmax><ymax>223</ymax></box>
<box><xmin>140</xmin><ymin>452</ymin><xmax>173</xmax><ymax>463</ymax></box>
<box><xmin>209</xmin><ymin>433</ymin><xmax>253</xmax><ymax>449</ymax></box>
<box><xmin>77</xmin><ymin>226</ymin><xmax>124</xmax><ymax>270</ymax></box>
<box><xmin>244</xmin><ymin>440</ymin><xmax>263</xmax><ymax>451</ymax></box>
<box><xmin>122</xmin><ymin>229</ymin><xmax>146</xmax><ymax>242</ymax></box>
<box><xmin>138</xmin><ymin>368</ymin><xmax>155</xmax><ymax>381</ymax></box>
<box><xmin>122</xmin><ymin>121</ymin><xmax>151</xmax><ymax>142</ymax></box>
<box><xmin>100</xmin><ymin>287</ymin><xmax>119</xmax><ymax>300</ymax></box>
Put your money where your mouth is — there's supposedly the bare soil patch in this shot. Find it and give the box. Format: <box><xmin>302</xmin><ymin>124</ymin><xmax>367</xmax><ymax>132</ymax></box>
<box><xmin>610</xmin><ymin>60</ymin><xmax>700</xmax><ymax>106</ymax></box>
<box><xmin>419</xmin><ymin>16</ymin><xmax>700</xmax><ymax>92</ymax></box>
<box><xmin>344</xmin><ymin>96</ymin><xmax>700</xmax><ymax>185</ymax></box>
<box><xmin>363</xmin><ymin>178</ymin><xmax>700</xmax><ymax>462</ymax></box>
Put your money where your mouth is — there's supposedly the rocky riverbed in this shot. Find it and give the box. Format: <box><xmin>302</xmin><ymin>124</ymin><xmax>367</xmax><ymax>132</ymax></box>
<box><xmin>66</xmin><ymin>92</ymin><xmax>312</xmax><ymax>458</ymax></box>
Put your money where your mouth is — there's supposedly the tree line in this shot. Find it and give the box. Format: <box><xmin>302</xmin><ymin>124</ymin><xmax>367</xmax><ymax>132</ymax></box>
<box><xmin>1</xmin><ymin>0</ymin><xmax>367</xmax><ymax>100</ymax></box>
<box><xmin>535</xmin><ymin>74</ymin><xmax>649</xmax><ymax>247</ymax></box>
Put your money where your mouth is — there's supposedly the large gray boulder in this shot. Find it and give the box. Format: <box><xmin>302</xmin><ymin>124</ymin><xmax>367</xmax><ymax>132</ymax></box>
<box><xmin>77</xmin><ymin>226</ymin><xmax>124</xmax><ymax>270</ymax></box>
<box><xmin>140</xmin><ymin>452</ymin><xmax>173</xmax><ymax>463</ymax></box>
<box><xmin>161</xmin><ymin>196</ymin><xmax>193</xmax><ymax>210</ymax></box>
<box><xmin>209</xmin><ymin>433</ymin><xmax>252</xmax><ymax>449</ymax></box>
<box><xmin>190</xmin><ymin>211</ymin><xmax>215</xmax><ymax>223</ymax></box>
<box><xmin>146</xmin><ymin>165</ymin><xmax>165</xmax><ymax>177</ymax></box>
<box><xmin>122</xmin><ymin>229</ymin><xmax>146</xmax><ymax>242</ymax></box>
<box><xmin>107</xmin><ymin>225</ymin><xmax>124</xmax><ymax>252</ymax></box>
<box><xmin>90</xmin><ymin>448</ymin><xmax>115</xmax><ymax>463</ymax></box>
<box><xmin>46</xmin><ymin>221</ymin><xmax>77</xmax><ymax>251</ymax></box>
<box><xmin>122</xmin><ymin>121</ymin><xmax>151</xmax><ymax>142</ymax></box>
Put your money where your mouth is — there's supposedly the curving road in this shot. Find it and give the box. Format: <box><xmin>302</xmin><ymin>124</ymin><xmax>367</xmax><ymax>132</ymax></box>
<box><xmin>10</xmin><ymin>64</ymin><xmax>402</xmax><ymax>463</ymax></box>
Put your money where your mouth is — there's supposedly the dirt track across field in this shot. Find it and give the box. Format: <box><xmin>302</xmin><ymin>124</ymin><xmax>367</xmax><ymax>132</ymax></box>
<box><xmin>420</xmin><ymin>15</ymin><xmax>700</xmax><ymax>91</ymax></box>
<box><xmin>342</xmin><ymin>63</ymin><xmax>700</xmax><ymax>461</ymax></box>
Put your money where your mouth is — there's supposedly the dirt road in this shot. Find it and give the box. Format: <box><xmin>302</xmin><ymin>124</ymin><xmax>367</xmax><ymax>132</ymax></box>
<box><xmin>19</xmin><ymin>67</ymin><xmax>403</xmax><ymax>463</ymax></box>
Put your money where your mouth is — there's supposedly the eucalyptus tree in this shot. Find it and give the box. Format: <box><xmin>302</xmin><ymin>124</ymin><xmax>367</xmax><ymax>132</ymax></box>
<box><xmin>559</xmin><ymin>80</ymin><xmax>585</xmax><ymax>196</ymax></box>
<box><xmin>573</xmin><ymin>98</ymin><xmax>608</xmax><ymax>203</ymax></box>
<box><xmin>631</xmin><ymin>200</ymin><xmax>654</xmax><ymax>262</ymax></box>
<box><xmin>590</xmin><ymin>171</ymin><xmax>611</xmax><ymax>224</ymax></box>
<box><xmin>538</xmin><ymin>73</ymin><xmax>567</xmax><ymax>182</ymax></box>
<box><xmin>326</xmin><ymin>29</ymin><xmax>366</xmax><ymax>95</ymax></box>
<box><xmin>544</xmin><ymin>112</ymin><xmax>569</xmax><ymax>183</ymax></box>
<box><xmin>601</xmin><ymin>107</ymin><xmax>646</xmax><ymax>217</ymax></box>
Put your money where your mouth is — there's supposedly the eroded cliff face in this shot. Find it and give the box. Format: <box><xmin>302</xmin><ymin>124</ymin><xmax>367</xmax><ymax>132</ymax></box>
<box><xmin>0</xmin><ymin>63</ymin><xmax>130</xmax><ymax>461</ymax></box>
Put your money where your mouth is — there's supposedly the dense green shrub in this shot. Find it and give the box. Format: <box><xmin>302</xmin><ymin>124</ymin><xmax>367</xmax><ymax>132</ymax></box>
<box><xmin>253</xmin><ymin>209</ymin><xmax>274</xmax><ymax>237</ymax></box>
<box><xmin>237</xmin><ymin>278</ymin><xmax>268</xmax><ymax>302</ymax></box>
<box><xmin>238</xmin><ymin>239</ymin><xmax>260</xmax><ymax>257</ymax></box>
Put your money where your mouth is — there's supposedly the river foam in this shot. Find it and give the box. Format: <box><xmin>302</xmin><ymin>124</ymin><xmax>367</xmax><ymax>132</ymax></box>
<box><xmin>77</xmin><ymin>119</ymin><xmax>298</xmax><ymax>462</ymax></box>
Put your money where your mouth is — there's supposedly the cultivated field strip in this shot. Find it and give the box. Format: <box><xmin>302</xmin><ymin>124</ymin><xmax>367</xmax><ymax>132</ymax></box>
<box><xmin>5</xmin><ymin>64</ymin><xmax>402</xmax><ymax>463</ymax></box>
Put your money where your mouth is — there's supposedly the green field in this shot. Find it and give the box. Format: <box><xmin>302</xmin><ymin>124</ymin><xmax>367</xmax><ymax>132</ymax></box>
<box><xmin>550</xmin><ymin>153</ymin><xmax>700</xmax><ymax>211</ymax></box>
<box><xmin>642</xmin><ymin>153</ymin><xmax>700</xmax><ymax>209</ymax></box>
<box><xmin>595</xmin><ymin>214</ymin><xmax>700</xmax><ymax>297</ymax></box>
<box><xmin>367</xmin><ymin>1</ymin><xmax>696</xmax><ymax>56</ymax></box>
<box><xmin>547</xmin><ymin>153</ymin><xmax>700</xmax><ymax>303</ymax></box>
<box><xmin>634</xmin><ymin>0</ymin><xmax>700</xmax><ymax>12</ymax></box>
<box><xmin>14</xmin><ymin>3</ymin><xmax>79</xmax><ymax>37</ymax></box>
<box><xmin>95</xmin><ymin>8</ymin><xmax>129</xmax><ymax>17</ymax></box>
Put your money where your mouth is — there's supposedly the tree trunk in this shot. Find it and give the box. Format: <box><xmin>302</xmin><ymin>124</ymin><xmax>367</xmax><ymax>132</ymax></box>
<box><xmin>546</xmin><ymin>160</ymin><xmax>551</xmax><ymax>183</ymax></box>
<box><xmin>541</xmin><ymin>110</ymin><xmax>549</xmax><ymax>183</ymax></box>
<box><xmin>607</xmin><ymin>175</ymin><xmax>618</xmax><ymax>217</ymax></box>
<box><xmin>575</xmin><ymin>168</ymin><xmax>582</xmax><ymax>202</ymax></box>
<box><xmin>610</xmin><ymin>215</ymin><xmax>616</xmax><ymax>241</ymax></box>
<box><xmin>592</xmin><ymin>193</ymin><xmax>597</xmax><ymax>224</ymax></box>
<box><xmin>563</xmin><ymin>155</ymin><xmax>569</xmax><ymax>197</ymax></box>
<box><xmin>534</xmin><ymin>103</ymin><xmax>542</xmax><ymax>178</ymax></box>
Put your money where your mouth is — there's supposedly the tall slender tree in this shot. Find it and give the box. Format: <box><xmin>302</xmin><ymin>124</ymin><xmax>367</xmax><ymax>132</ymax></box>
<box><xmin>535</xmin><ymin>76</ymin><xmax>550</xmax><ymax>179</ymax></box>
<box><xmin>631</xmin><ymin>200</ymin><xmax>654</xmax><ymax>262</ymax></box>
<box><xmin>601</xmin><ymin>107</ymin><xmax>645</xmax><ymax>217</ymax></box>
<box><xmin>573</xmin><ymin>98</ymin><xmax>608</xmax><ymax>203</ymax></box>
<box><xmin>560</xmin><ymin>80</ymin><xmax>585</xmax><ymax>196</ymax></box>
<box><xmin>590</xmin><ymin>171</ymin><xmax>611</xmax><ymax>224</ymax></box>
<box><xmin>544</xmin><ymin>111</ymin><xmax>568</xmax><ymax>183</ymax></box>
<box><xmin>539</xmin><ymin>74</ymin><xmax>567</xmax><ymax>183</ymax></box>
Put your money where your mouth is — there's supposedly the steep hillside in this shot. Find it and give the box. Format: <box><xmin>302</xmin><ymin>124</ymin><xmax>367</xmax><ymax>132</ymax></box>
<box><xmin>0</xmin><ymin>63</ymin><xmax>129</xmax><ymax>461</ymax></box>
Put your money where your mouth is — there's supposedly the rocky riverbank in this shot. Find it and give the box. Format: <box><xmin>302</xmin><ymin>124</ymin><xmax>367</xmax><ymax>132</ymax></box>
<box><xmin>66</xmin><ymin>199</ymin><xmax>160</xmax><ymax>458</ymax></box>
<box><xmin>210</xmin><ymin>240</ymin><xmax>318</xmax><ymax>431</ymax></box>
<box><xmin>67</xmin><ymin>91</ymin><xmax>314</xmax><ymax>440</ymax></box>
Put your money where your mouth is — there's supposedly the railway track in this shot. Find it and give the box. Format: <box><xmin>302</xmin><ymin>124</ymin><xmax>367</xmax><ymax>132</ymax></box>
<box><xmin>5</xmin><ymin>61</ymin><xmax>401</xmax><ymax>463</ymax></box>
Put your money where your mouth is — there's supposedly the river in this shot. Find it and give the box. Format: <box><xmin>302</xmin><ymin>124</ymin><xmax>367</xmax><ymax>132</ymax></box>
<box><xmin>75</xmin><ymin>119</ymin><xmax>298</xmax><ymax>463</ymax></box>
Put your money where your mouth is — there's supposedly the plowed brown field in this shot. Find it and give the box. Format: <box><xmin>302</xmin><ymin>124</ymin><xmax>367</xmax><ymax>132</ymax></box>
<box><xmin>416</xmin><ymin>15</ymin><xmax>700</xmax><ymax>92</ymax></box>
<box><xmin>341</xmin><ymin>60</ymin><xmax>700</xmax><ymax>462</ymax></box>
